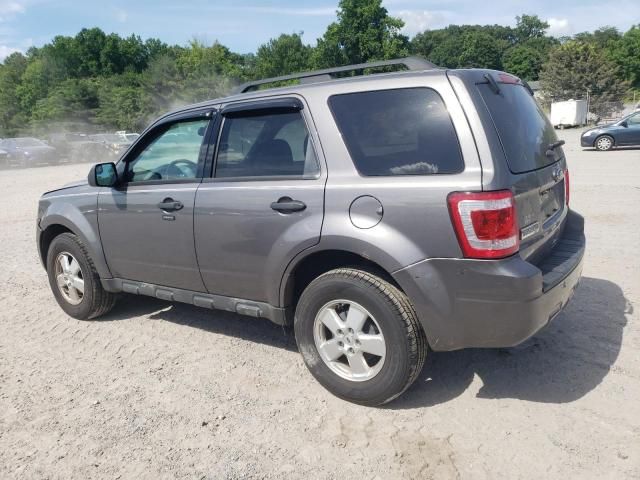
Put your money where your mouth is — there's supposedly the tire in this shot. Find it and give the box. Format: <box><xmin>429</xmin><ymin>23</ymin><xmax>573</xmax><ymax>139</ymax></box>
<box><xmin>294</xmin><ymin>268</ymin><xmax>427</xmax><ymax>406</ymax></box>
<box><xmin>595</xmin><ymin>135</ymin><xmax>614</xmax><ymax>151</ymax></box>
<box><xmin>46</xmin><ymin>233</ymin><xmax>116</xmax><ymax>320</ymax></box>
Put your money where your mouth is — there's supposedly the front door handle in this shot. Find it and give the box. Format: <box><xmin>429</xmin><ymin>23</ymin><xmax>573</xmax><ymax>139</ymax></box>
<box><xmin>158</xmin><ymin>198</ymin><xmax>184</xmax><ymax>212</ymax></box>
<box><xmin>270</xmin><ymin>197</ymin><xmax>306</xmax><ymax>213</ymax></box>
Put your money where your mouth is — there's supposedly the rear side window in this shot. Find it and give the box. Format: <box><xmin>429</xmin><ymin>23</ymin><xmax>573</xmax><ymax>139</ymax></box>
<box><xmin>328</xmin><ymin>88</ymin><xmax>464</xmax><ymax>176</ymax></box>
<box><xmin>478</xmin><ymin>83</ymin><xmax>559</xmax><ymax>173</ymax></box>
<box><xmin>215</xmin><ymin>110</ymin><xmax>319</xmax><ymax>178</ymax></box>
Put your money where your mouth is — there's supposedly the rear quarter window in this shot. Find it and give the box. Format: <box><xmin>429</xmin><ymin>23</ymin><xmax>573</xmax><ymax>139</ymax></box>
<box><xmin>328</xmin><ymin>88</ymin><xmax>464</xmax><ymax>176</ymax></box>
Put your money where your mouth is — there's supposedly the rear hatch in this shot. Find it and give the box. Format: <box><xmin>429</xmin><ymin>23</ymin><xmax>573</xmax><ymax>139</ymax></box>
<box><xmin>474</xmin><ymin>73</ymin><xmax>568</xmax><ymax>263</ymax></box>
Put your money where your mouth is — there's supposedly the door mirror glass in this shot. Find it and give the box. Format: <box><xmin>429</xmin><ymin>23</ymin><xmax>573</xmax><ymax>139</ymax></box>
<box><xmin>89</xmin><ymin>162</ymin><xmax>118</xmax><ymax>187</ymax></box>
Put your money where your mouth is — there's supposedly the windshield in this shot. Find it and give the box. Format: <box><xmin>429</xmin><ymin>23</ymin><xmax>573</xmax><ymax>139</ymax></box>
<box><xmin>478</xmin><ymin>83</ymin><xmax>560</xmax><ymax>173</ymax></box>
<box><xmin>622</xmin><ymin>112</ymin><xmax>640</xmax><ymax>125</ymax></box>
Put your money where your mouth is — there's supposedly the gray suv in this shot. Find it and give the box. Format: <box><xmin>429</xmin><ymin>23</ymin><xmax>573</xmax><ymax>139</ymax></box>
<box><xmin>37</xmin><ymin>58</ymin><xmax>585</xmax><ymax>405</ymax></box>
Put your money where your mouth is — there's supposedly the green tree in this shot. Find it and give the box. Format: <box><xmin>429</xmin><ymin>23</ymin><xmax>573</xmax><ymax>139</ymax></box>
<box><xmin>96</xmin><ymin>73</ymin><xmax>151</xmax><ymax>130</ymax></box>
<box><xmin>254</xmin><ymin>33</ymin><xmax>312</xmax><ymax>79</ymax></box>
<box><xmin>100</xmin><ymin>33</ymin><xmax>149</xmax><ymax>75</ymax></box>
<box><xmin>611</xmin><ymin>26</ymin><xmax>640</xmax><ymax>87</ymax></box>
<box><xmin>574</xmin><ymin>26</ymin><xmax>622</xmax><ymax>49</ymax></box>
<box><xmin>0</xmin><ymin>52</ymin><xmax>28</xmax><ymax>135</ymax></box>
<box><xmin>502</xmin><ymin>45</ymin><xmax>544</xmax><ymax>80</ymax></box>
<box><xmin>31</xmin><ymin>78</ymin><xmax>99</xmax><ymax>129</ymax></box>
<box><xmin>143</xmin><ymin>53</ymin><xmax>184</xmax><ymax>114</ymax></box>
<box><xmin>514</xmin><ymin>14</ymin><xmax>549</xmax><ymax>42</ymax></box>
<box><xmin>459</xmin><ymin>31</ymin><xmax>503</xmax><ymax>69</ymax></box>
<box><xmin>540</xmin><ymin>41</ymin><xmax>628</xmax><ymax>116</ymax></box>
<box><xmin>412</xmin><ymin>26</ymin><xmax>506</xmax><ymax>69</ymax></box>
<box><xmin>176</xmin><ymin>40</ymin><xmax>244</xmax><ymax>80</ymax></box>
<box><xmin>312</xmin><ymin>0</ymin><xmax>408</xmax><ymax>68</ymax></box>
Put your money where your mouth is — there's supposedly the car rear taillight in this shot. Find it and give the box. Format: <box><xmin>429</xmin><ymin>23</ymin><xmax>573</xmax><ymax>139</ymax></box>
<box><xmin>447</xmin><ymin>190</ymin><xmax>519</xmax><ymax>259</ymax></box>
<box><xmin>564</xmin><ymin>169</ymin><xmax>570</xmax><ymax>206</ymax></box>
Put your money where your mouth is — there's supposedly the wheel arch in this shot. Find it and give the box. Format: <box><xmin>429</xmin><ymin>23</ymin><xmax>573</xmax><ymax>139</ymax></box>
<box><xmin>39</xmin><ymin>223</ymin><xmax>74</xmax><ymax>268</ymax></box>
<box><xmin>280</xmin><ymin>249</ymin><xmax>404</xmax><ymax>314</ymax></box>
<box><xmin>594</xmin><ymin>133</ymin><xmax>615</xmax><ymax>148</ymax></box>
<box><xmin>39</xmin><ymin>211</ymin><xmax>112</xmax><ymax>279</ymax></box>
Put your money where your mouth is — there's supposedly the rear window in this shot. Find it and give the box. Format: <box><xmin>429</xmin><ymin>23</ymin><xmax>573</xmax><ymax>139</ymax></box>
<box><xmin>328</xmin><ymin>88</ymin><xmax>464</xmax><ymax>176</ymax></box>
<box><xmin>478</xmin><ymin>83</ymin><xmax>559</xmax><ymax>173</ymax></box>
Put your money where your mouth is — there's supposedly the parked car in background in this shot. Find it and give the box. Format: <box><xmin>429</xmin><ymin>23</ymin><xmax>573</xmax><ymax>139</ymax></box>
<box><xmin>581</xmin><ymin>111</ymin><xmax>640</xmax><ymax>151</ymax></box>
<box><xmin>115</xmin><ymin>131</ymin><xmax>140</xmax><ymax>143</ymax></box>
<box><xmin>0</xmin><ymin>147</ymin><xmax>8</xmax><ymax>168</ymax></box>
<box><xmin>48</xmin><ymin>133</ymin><xmax>112</xmax><ymax>164</ymax></box>
<box><xmin>0</xmin><ymin>137</ymin><xmax>57</xmax><ymax>167</ymax></box>
<box><xmin>89</xmin><ymin>133</ymin><xmax>135</xmax><ymax>158</ymax></box>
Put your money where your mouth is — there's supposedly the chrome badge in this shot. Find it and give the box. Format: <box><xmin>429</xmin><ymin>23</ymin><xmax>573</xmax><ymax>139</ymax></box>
<box><xmin>520</xmin><ymin>222</ymin><xmax>541</xmax><ymax>240</ymax></box>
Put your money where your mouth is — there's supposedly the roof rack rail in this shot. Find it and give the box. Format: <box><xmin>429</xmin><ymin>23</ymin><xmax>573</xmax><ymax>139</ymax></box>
<box><xmin>233</xmin><ymin>56</ymin><xmax>438</xmax><ymax>94</ymax></box>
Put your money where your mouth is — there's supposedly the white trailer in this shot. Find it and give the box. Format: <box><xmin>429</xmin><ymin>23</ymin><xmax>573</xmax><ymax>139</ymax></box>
<box><xmin>550</xmin><ymin>99</ymin><xmax>588</xmax><ymax>128</ymax></box>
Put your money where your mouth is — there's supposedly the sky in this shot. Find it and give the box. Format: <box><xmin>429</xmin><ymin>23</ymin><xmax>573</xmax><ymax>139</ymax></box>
<box><xmin>1</xmin><ymin>0</ymin><xmax>639</xmax><ymax>61</ymax></box>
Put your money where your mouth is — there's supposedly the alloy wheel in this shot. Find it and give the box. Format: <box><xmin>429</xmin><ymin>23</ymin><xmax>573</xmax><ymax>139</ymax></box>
<box><xmin>54</xmin><ymin>252</ymin><xmax>85</xmax><ymax>305</ymax></box>
<box><xmin>313</xmin><ymin>300</ymin><xmax>386</xmax><ymax>382</ymax></box>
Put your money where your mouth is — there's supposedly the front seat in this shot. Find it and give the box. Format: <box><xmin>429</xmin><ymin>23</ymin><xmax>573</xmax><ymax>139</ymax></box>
<box><xmin>251</xmin><ymin>139</ymin><xmax>295</xmax><ymax>175</ymax></box>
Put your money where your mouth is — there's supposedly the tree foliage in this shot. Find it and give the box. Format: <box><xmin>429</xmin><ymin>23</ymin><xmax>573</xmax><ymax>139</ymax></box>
<box><xmin>254</xmin><ymin>33</ymin><xmax>312</xmax><ymax>78</ymax></box>
<box><xmin>540</xmin><ymin>41</ymin><xmax>628</xmax><ymax>116</ymax></box>
<box><xmin>410</xmin><ymin>16</ymin><xmax>558</xmax><ymax>79</ymax></box>
<box><xmin>0</xmin><ymin>2</ymin><xmax>637</xmax><ymax>137</ymax></box>
<box><xmin>312</xmin><ymin>0</ymin><xmax>409</xmax><ymax>67</ymax></box>
<box><xmin>502</xmin><ymin>45</ymin><xmax>544</xmax><ymax>80</ymax></box>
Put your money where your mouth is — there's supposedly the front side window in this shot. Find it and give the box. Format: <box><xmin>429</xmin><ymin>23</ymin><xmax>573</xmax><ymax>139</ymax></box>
<box><xmin>215</xmin><ymin>110</ymin><xmax>319</xmax><ymax>179</ymax></box>
<box><xmin>328</xmin><ymin>88</ymin><xmax>464</xmax><ymax>176</ymax></box>
<box><xmin>626</xmin><ymin>113</ymin><xmax>640</xmax><ymax>126</ymax></box>
<box><xmin>125</xmin><ymin>119</ymin><xmax>209</xmax><ymax>183</ymax></box>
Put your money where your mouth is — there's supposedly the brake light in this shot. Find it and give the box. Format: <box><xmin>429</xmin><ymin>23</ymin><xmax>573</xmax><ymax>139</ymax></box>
<box><xmin>447</xmin><ymin>190</ymin><xmax>519</xmax><ymax>259</ymax></box>
<box><xmin>497</xmin><ymin>73</ymin><xmax>520</xmax><ymax>84</ymax></box>
<box><xmin>564</xmin><ymin>169</ymin><xmax>570</xmax><ymax>206</ymax></box>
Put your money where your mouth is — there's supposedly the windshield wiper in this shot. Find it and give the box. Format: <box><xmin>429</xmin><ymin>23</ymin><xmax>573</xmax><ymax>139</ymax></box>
<box><xmin>546</xmin><ymin>139</ymin><xmax>565</xmax><ymax>156</ymax></box>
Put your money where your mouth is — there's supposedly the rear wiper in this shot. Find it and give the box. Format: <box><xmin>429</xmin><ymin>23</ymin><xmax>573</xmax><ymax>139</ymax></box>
<box><xmin>546</xmin><ymin>140</ymin><xmax>565</xmax><ymax>156</ymax></box>
<box><xmin>483</xmin><ymin>73</ymin><xmax>501</xmax><ymax>94</ymax></box>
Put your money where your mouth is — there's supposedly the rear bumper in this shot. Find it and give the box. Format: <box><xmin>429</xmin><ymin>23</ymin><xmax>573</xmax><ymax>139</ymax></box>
<box><xmin>393</xmin><ymin>210</ymin><xmax>585</xmax><ymax>351</ymax></box>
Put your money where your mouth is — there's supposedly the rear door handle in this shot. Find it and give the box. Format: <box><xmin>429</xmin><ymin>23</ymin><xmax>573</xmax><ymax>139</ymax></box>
<box><xmin>158</xmin><ymin>198</ymin><xmax>184</xmax><ymax>212</ymax></box>
<box><xmin>270</xmin><ymin>197</ymin><xmax>306</xmax><ymax>213</ymax></box>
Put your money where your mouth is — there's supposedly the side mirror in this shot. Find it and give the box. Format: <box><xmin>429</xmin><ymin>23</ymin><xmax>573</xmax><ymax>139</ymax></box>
<box><xmin>620</xmin><ymin>121</ymin><xmax>628</xmax><ymax>128</ymax></box>
<box><xmin>88</xmin><ymin>162</ymin><xmax>118</xmax><ymax>187</ymax></box>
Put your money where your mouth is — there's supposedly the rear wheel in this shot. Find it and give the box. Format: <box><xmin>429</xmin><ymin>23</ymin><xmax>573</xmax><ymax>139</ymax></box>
<box><xmin>595</xmin><ymin>135</ymin><xmax>614</xmax><ymax>151</ymax></box>
<box><xmin>294</xmin><ymin>268</ymin><xmax>427</xmax><ymax>406</ymax></box>
<box><xmin>46</xmin><ymin>233</ymin><xmax>116</xmax><ymax>319</ymax></box>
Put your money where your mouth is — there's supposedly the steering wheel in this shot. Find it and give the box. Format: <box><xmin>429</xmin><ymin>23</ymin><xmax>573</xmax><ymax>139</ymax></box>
<box><xmin>161</xmin><ymin>159</ymin><xmax>198</xmax><ymax>179</ymax></box>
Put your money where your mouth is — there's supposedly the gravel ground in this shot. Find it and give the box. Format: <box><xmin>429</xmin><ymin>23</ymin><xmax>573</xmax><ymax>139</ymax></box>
<box><xmin>0</xmin><ymin>128</ymin><xmax>639</xmax><ymax>479</ymax></box>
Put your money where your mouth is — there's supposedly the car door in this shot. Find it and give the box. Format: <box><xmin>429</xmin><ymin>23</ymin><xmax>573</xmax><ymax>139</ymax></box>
<box><xmin>617</xmin><ymin>113</ymin><xmax>640</xmax><ymax>145</ymax></box>
<box><xmin>98</xmin><ymin>110</ymin><xmax>214</xmax><ymax>291</ymax></box>
<box><xmin>194</xmin><ymin>97</ymin><xmax>325</xmax><ymax>304</ymax></box>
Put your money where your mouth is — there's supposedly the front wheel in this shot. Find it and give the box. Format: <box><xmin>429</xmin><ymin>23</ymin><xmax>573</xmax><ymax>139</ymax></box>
<box><xmin>294</xmin><ymin>268</ymin><xmax>427</xmax><ymax>406</ymax></box>
<box><xmin>595</xmin><ymin>135</ymin><xmax>614</xmax><ymax>151</ymax></box>
<box><xmin>46</xmin><ymin>233</ymin><xmax>116</xmax><ymax>319</ymax></box>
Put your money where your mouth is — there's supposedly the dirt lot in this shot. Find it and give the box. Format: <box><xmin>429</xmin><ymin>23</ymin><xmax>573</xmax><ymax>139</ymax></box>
<box><xmin>1</xmin><ymin>128</ymin><xmax>639</xmax><ymax>479</ymax></box>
